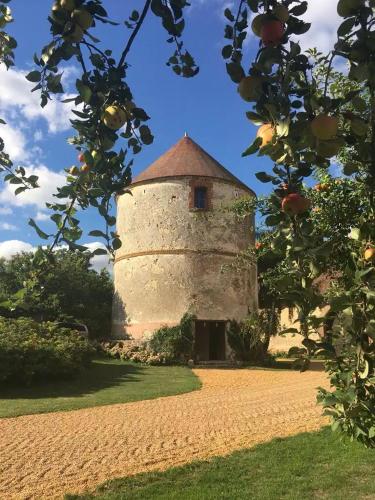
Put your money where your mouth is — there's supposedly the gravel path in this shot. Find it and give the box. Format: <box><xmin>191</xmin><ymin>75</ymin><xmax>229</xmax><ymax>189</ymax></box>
<box><xmin>0</xmin><ymin>368</ymin><xmax>328</xmax><ymax>499</ymax></box>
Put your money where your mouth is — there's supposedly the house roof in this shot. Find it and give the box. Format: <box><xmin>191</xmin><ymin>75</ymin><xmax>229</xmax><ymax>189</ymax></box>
<box><xmin>132</xmin><ymin>135</ymin><xmax>255</xmax><ymax>195</ymax></box>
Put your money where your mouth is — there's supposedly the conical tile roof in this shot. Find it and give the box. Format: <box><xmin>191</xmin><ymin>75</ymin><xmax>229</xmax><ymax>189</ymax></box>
<box><xmin>132</xmin><ymin>135</ymin><xmax>254</xmax><ymax>194</ymax></box>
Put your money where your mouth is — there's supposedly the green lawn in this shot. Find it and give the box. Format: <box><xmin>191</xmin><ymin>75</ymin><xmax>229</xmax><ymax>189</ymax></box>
<box><xmin>67</xmin><ymin>428</ymin><xmax>375</xmax><ymax>500</ymax></box>
<box><xmin>0</xmin><ymin>358</ymin><xmax>201</xmax><ymax>418</ymax></box>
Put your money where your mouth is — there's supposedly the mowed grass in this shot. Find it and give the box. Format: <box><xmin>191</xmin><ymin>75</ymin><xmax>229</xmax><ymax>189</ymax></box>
<box><xmin>67</xmin><ymin>428</ymin><xmax>375</xmax><ymax>500</ymax></box>
<box><xmin>0</xmin><ymin>358</ymin><xmax>201</xmax><ymax>418</ymax></box>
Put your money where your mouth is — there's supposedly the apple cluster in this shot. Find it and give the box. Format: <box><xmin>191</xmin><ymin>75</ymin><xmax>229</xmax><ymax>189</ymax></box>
<box><xmin>50</xmin><ymin>0</ymin><xmax>93</xmax><ymax>43</ymax></box>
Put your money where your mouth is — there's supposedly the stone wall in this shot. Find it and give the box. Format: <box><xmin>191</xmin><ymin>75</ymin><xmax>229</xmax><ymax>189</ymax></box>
<box><xmin>268</xmin><ymin>307</ymin><xmax>326</xmax><ymax>354</ymax></box>
<box><xmin>112</xmin><ymin>176</ymin><xmax>257</xmax><ymax>339</ymax></box>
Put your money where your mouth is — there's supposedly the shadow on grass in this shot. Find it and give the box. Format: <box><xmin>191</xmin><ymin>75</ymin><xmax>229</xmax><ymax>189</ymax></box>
<box><xmin>0</xmin><ymin>358</ymin><xmax>145</xmax><ymax>400</ymax></box>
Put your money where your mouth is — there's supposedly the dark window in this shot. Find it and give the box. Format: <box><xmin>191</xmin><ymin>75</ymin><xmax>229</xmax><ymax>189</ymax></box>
<box><xmin>194</xmin><ymin>186</ymin><xmax>207</xmax><ymax>209</ymax></box>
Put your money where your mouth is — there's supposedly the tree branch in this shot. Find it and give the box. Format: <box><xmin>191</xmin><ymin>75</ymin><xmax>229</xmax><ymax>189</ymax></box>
<box><xmin>118</xmin><ymin>0</ymin><xmax>152</xmax><ymax>69</ymax></box>
<box><xmin>48</xmin><ymin>195</ymin><xmax>77</xmax><ymax>254</ymax></box>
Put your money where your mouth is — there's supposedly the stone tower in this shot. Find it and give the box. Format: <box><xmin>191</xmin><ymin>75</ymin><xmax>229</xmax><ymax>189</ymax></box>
<box><xmin>112</xmin><ymin>135</ymin><xmax>257</xmax><ymax>361</ymax></box>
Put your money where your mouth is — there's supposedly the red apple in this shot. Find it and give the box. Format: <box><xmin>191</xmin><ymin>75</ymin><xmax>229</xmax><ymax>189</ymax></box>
<box><xmin>261</xmin><ymin>20</ymin><xmax>284</xmax><ymax>46</ymax></box>
<box><xmin>282</xmin><ymin>193</ymin><xmax>311</xmax><ymax>215</ymax></box>
<box><xmin>311</xmin><ymin>115</ymin><xmax>339</xmax><ymax>140</ymax></box>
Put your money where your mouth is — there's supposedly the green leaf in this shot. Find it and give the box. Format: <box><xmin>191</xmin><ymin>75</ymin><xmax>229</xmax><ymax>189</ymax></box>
<box><xmin>280</xmin><ymin>328</ymin><xmax>299</xmax><ymax>335</ymax></box>
<box><xmin>89</xmin><ymin>230</ymin><xmax>107</xmax><ymax>238</ymax></box>
<box><xmin>132</xmin><ymin>108</ymin><xmax>150</xmax><ymax>121</ymax></box>
<box><xmin>246</xmin><ymin>0</ymin><xmax>259</xmax><ymax>13</ymax></box>
<box><xmin>76</xmin><ymin>79</ymin><xmax>92</xmax><ymax>104</ymax></box>
<box><xmin>224</xmin><ymin>8</ymin><xmax>234</xmax><ymax>21</ymax></box>
<box><xmin>290</xmin><ymin>20</ymin><xmax>311</xmax><ymax>35</ymax></box>
<box><xmin>9</xmin><ymin>176</ymin><xmax>23</xmax><ymax>184</ymax></box>
<box><xmin>242</xmin><ymin>137</ymin><xmax>262</xmax><ymax>157</ymax></box>
<box><xmin>290</xmin><ymin>2</ymin><xmax>308</xmax><ymax>16</ymax></box>
<box><xmin>92</xmin><ymin>248</ymin><xmax>108</xmax><ymax>256</ymax></box>
<box><xmin>350</xmin><ymin>118</ymin><xmax>368</xmax><ymax>136</ymax></box>
<box><xmin>330</xmin><ymin>296</ymin><xmax>352</xmax><ymax>312</ymax></box>
<box><xmin>289</xmin><ymin>346</ymin><xmax>307</xmax><ymax>357</ymax></box>
<box><xmin>112</xmin><ymin>238</ymin><xmax>122</xmax><ymax>250</ymax></box>
<box><xmin>302</xmin><ymin>338</ymin><xmax>317</xmax><ymax>351</ymax></box>
<box><xmin>245</xmin><ymin>111</ymin><xmax>264</xmax><ymax>125</ymax></box>
<box><xmin>356</xmin><ymin>267</ymin><xmax>374</xmax><ymax>279</ymax></box>
<box><xmin>222</xmin><ymin>45</ymin><xmax>233</xmax><ymax>59</ymax></box>
<box><xmin>226</xmin><ymin>62</ymin><xmax>245</xmax><ymax>83</ymax></box>
<box><xmin>343</xmin><ymin>162</ymin><xmax>359</xmax><ymax>176</ymax></box>
<box><xmin>130</xmin><ymin>10</ymin><xmax>139</xmax><ymax>21</ymax></box>
<box><xmin>65</xmin><ymin>241</ymin><xmax>88</xmax><ymax>252</ymax></box>
<box><xmin>352</xmin><ymin>96</ymin><xmax>367</xmax><ymax>112</ymax></box>
<box><xmin>139</xmin><ymin>125</ymin><xmax>154</xmax><ymax>145</ymax></box>
<box><xmin>106</xmin><ymin>216</ymin><xmax>116</xmax><ymax>226</ymax></box>
<box><xmin>338</xmin><ymin>17</ymin><xmax>356</xmax><ymax>37</ymax></box>
<box><xmin>256</xmin><ymin>171</ymin><xmax>274</xmax><ymax>183</ymax></box>
<box><xmin>28</xmin><ymin>218</ymin><xmax>49</xmax><ymax>240</ymax></box>
<box><xmin>265</xmin><ymin>213</ymin><xmax>282</xmax><ymax>226</ymax></box>
<box><xmin>25</xmin><ymin>70</ymin><xmax>41</xmax><ymax>83</ymax></box>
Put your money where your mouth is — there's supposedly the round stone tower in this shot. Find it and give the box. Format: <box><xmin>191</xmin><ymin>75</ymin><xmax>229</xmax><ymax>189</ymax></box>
<box><xmin>112</xmin><ymin>135</ymin><xmax>257</xmax><ymax>361</ymax></box>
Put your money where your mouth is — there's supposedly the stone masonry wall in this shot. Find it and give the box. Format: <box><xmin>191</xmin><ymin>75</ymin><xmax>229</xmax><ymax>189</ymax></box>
<box><xmin>112</xmin><ymin>177</ymin><xmax>257</xmax><ymax>339</ymax></box>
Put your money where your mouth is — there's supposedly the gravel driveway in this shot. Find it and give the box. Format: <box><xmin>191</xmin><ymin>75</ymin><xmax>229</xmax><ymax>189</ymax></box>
<box><xmin>0</xmin><ymin>368</ymin><xmax>328</xmax><ymax>499</ymax></box>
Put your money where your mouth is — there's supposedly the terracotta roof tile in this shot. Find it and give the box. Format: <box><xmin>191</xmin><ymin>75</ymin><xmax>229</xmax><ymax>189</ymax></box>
<box><xmin>132</xmin><ymin>135</ymin><xmax>254</xmax><ymax>194</ymax></box>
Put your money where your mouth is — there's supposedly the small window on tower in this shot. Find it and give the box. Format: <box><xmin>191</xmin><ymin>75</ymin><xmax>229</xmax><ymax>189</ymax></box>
<box><xmin>194</xmin><ymin>186</ymin><xmax>207</xmax><ymax>209</ymax></box>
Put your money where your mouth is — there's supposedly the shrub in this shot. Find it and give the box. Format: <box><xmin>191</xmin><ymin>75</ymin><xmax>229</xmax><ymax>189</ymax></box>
<box><xmin>101</xmin><ymin>314</ymin><xmax>195</xmax><ymax>366</ymax></box>
<box><xmin>0</xmin><ymin>250</ymin><xmax>113</xmax><ymax>339</ymax></box>
<box><xmin>228</xmin><ymin>312</ymin><xmax>271</xmax><ymax>362</ymax></box>
<box><xmin>0</xmin><ymin>317</ymin><xmax>94</xmax><ymax>384</ymax></box>
<box><xmin>148</xmin><ymin>313</ymin><xmax>195</xmax><ymax>363</ymax></box>
<box><xmin>101</xmin><ymin>340</ymin><xmax>170</xmax><ymax>365</ymax></box>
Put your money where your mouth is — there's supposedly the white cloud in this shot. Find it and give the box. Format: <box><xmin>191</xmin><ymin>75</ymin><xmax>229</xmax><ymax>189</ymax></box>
<box><xmin>84</xmin><ymin>241</ymin><xmax>113</xmax><ymax>273</ymax></box>
<box><xmin>0</xmin><ymin>238</ymin><xmax>112</xmax><ymax>273</ymax></box>
<box><xmin>0</xmin><ymin>239</ymin><xmax>33</xmax><ymax>259</ymax></box>
<box><xmin>0</xmin><ymin>206</ymin><xmax>13</xmax><ymax>215</ymax></box>
<box><xmin>189</xmin><ymin>0</ymin><xmax>233</xmax><ymax>15</ymax></box>
<box><xmin>0</xmin><ymin>64</ymin><xmax>82</xmax><ymax>170</ymax></box>
<box><xmin>0</xmin><ymin>222</ymin><xmax>17</xmax><ymax>231</ymax></box>
<box><xmin>0</xmin><ymin>122</ymin><xmax>29</xmax><ymax>162</ymax></box>
<box><xmin>0</xmin><ymin>65</ymin><xmax>78</xmax><ymax>134</ymax></box>
<box><xmin>33</xmin><ymin>129</ymin><xmax>43</xmax><ymax>142</ymax></box>
<box><xmin>296</xmin><ymin>0</ymin><xmax>341</xmax><ymax>54</ymax></box>
<box><xmin>0</xmin><ymin>164</ymin><xmax>66</xmax><ymax>209</ymax></box>
<box><xmin>35</xmin><ymin>211</ymin><xmax>51</xmax><ymax>221</ymax></box>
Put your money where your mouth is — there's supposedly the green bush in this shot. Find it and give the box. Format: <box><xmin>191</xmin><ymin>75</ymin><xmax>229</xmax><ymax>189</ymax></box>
<box><xmin>148</xmin><ymin>313</ymin><xmax>195</xmax><ymax>363</ymax></box>
<box><xmin>0</xmin><ymin>317</ymin><xmax>94</xmax><ymax>384</ymax></box>
<box><xmin>228</xmin><ymin>313</ymin><xmax>271</xmax><ymax>362</ymax></box>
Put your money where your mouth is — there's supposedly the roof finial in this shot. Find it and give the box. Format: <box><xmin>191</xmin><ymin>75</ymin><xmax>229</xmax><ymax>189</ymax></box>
<box><xmin>184</xmin><ymin>131</ymin><xmax>188</xmax><ymax>137</ymax></box>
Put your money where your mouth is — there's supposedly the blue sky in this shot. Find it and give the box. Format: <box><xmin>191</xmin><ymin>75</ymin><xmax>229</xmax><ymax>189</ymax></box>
<box><xmin>0</xmin><ymin>0</ymin><xmax>340</xmax><ymax>268</ymax></box>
